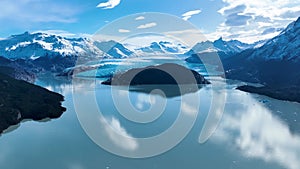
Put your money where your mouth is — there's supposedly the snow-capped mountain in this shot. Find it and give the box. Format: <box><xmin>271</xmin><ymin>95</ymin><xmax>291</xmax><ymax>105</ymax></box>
<box><xmin>0</xmin><ymin>32</ymin><xmax>137</xmax><ymax>75</ymax></box>
<box><xmin>125</xmin><ymin>41</ymin><xmax>189</xmax><ymax>55</ymax></box>
<box><xmin>224</xmin><ymin>16</ymin><xmax>300</xmax><ymax>87</ymax></box>
<box><xmin>0</xmin><ymin>32</ymin><xmax>134</xmax><ymax>60</ymax></box>
<box><xmin>0</xmin><ymin>32</ymin><xmax>103</xmax><ymax>60</ymax></box>
<box><xmin>222</xmin><ymin>17</ymin><xmax>300</xmax><ymax>103</ymax></box>
<box><xmin>185</xmin><ymin>38</ymin><xmax>265</xmax><ymax>56</ymax></box>
<box><xmin>247</xmin><ymin>17</ymin><xmax>300</xmax><ymax>61</ymax></box>
<box><xmin>94</xmin><ymin>40</ymin><xmax>134</xmax><ymax>59</ymax></box>
<box><xmin>184</xmin><ymin>38</ymin><xmax>264</xmax><ymax>63</ymax></box>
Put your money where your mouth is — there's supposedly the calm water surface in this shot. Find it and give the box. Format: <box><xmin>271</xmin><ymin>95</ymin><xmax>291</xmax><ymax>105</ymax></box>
<box><xmin>0</xmin><ymin>63</ymin><xmax>300</xmax><ymax>169</ymax></box>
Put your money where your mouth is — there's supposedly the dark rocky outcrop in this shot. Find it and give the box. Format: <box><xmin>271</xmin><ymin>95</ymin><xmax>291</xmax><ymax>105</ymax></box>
<box><xmin>101</xmin><ymin>63</ymin><xmax>210</xmax><ymax>98</ymax></box>
<box><xmin>102</xmin><ymin>63</ymin><xmax>210</xmax><ymax>86</ymax></box>
<box><xmin>237</xmin><ymin>85</ymin><xmax>300</xmax><ymax>103</ymax></box>
<box><xmin>0</xmin><ymin>69</ymin><xmax>66</xmax><ymax>134</ymax></box>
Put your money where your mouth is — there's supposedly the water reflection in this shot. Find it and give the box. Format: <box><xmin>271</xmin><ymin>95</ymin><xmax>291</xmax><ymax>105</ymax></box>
<box><xmin>135</xmin><ymin>93</ymin><xmax>153</xmax><ymax>111</ymax></box>
<box><xmin>129</xmin><ymin>84</ymin><xmax>201</xmax><ymax>98</ymax></box>
<box><xmin>213</xmin><ymin>91</ymin><xmax>300</xmax><ymax>169</ymax></box>
<box><xmin>181</xmin><ymin>101</ymin><xmax>198</xmax><ymax>116</ymax></box>
<box><xmin>199</xmin><ymin>88</ymin><xmax>226</xmax><ymax>143</ymax></box>
<box><xmin>99</xmin><ymin>116</ymin><xmax>138</xmax><ymax>151</ymax></box>
<box><xmin>1</xmin><ymin>76</ymin><xmax>300</xmax><ymax>168</ymax></box>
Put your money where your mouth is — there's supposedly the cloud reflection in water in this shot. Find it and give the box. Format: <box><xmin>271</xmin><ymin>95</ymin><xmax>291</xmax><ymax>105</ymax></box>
<box><xmin>100</xmin><ymin>116</ymin><xmax>138</xmax><ymax>151</ymax></box>
<box><xmin>212</xmin><ymin>92</ymin><xmax>300</xmax><ymax>169</ymax></box>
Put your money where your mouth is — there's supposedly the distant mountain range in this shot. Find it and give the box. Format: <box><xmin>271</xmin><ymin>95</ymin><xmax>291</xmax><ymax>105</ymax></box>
<box><xmin>126</xmin><ymin>41</ymin><xmax>189</xmax><ymax>55</ymax></box>
<box><xmin>184</xmin><ymin>37</ymin><xmax>266</xmax><ymax>63</ymax></box>
<box><xmin>0</xmin><ymin>31</ymin><xmax>266</xmax><ymax>62</ymax></box>
<box><xmin>0</xmin><ymin>32</ymin><xmax>190</xmax><ymax>61</ymax></box>
<box><xmin>183</xmin><ymin>35</ymin><xmax>266</xmax><ymax>65</ymax></box>
<box><xmin>0</xmin><ymin>32</ymin><xmax>134</xmax><ymax>60</ymax></box>
<box><xmin>0</xmin><ymin>31</ymin><xmax>258</xmax><ymax>76</ymax></box>
<box><xmin>185</xmin><ymin>37</ymin><xmax>265</xmax><ymax>56</ymax></box>
<box><xmin>0</xmin><ymin>29</ymin><xmax>272</xmax><ymax>63</ymax></box>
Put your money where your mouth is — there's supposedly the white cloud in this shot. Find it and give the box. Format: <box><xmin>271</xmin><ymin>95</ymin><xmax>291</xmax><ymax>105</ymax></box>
<box><xmin>135</xmin><ymin>94</ymin><xmax>154</xmax><ymax>110</ymax></box>
<box><xmin>123</xmin><ymin>34</ymin><xmax>185</xmax><ymax>49</ymax></box>
<box><xmin>182</xmin><ymin>9</ymin><xmax>202</xmax><ymax>20</ymax></box>
<box><xmin>118</xmin><ymin>29</ymin><xmax>130</xmax><ymax>33</ymax></box>
<box><xmin>204</xmin><ymin>19</ymin><xmax>285</xmax><ymax>43</ymax></box>
<box><xmin>97</xmin><ymin>0</ymin><xmax>121</xmax><ymax>9</ymax></box>
<box><xmin>219</xmin><ymin>0</ymin><xmax>300</xmax><ymax>21</ymax></box>
<box><xmin>214</xmin><ymin>0</ymin><xmax>300</xmax><ymax>42</ymax></box>
<box><xmin>92</xmin><ymin>33</ymin><xmax>123</xmax><ymax>42</ymax></box>
<box><xmin>78</xmin><ymin>33</ymin><xmax>93</xmax><ymax>39</ymax></box>
<box><xmin>135</xmin><ymin>16</ymin><xmax>145</xmax><ymax>20</ymax></box>
<box><xmin>164</xmin><ymin>29</ymin><xmax>207</xmax><ymax>47</ymax></box>
<box><xmin>181</xmin><ymin>102</ymin><xmax>197</xmax><ymax>116</ymax></box>
<box><xmin>100</xmin><ymin>117</ymin><xmax>138</xmax><ymax>151</ymax></box>
<box><xmin>182</xmin><ymin>16</ymin><xmax>191</xmax><ymax>21</ymax></box>
<box><xmin>137</xmin><ymin>22</ymin><xmax>157</xmax><ymax>29</ymax></box>
<box><xmin>232</xmin><ymin>30</ymin><xmax>280</xmax><ymax>43</ymax></box>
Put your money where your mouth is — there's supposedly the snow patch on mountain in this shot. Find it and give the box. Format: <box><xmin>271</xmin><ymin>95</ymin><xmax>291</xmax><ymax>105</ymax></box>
<box><xmin>115</xmin><ymin>48</ymin><xmax>128</xmax><ymax>58</ymax></box>
<box><xmin>94</xmin><ymin>40</ymin><xmax>134</xmax><ymax>59</ymax></box>
<box><xmin>248</xmin><ymin>17</ymin><xmax>300</xmax><ymax>61</ymax></box>
<box><xmin>33</xmin><ymin>39</ymin><xmax>53</xmax><ymax>51</ymax></box>
<box><xmin>6</xmin><ymin>41</ymin><xmax>32</xmax><ymax>51</ymax></box>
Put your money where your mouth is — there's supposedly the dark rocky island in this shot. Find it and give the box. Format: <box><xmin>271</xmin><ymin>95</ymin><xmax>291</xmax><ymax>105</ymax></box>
<box><xmin>0</xmin><ymin>69</ymin><xmax>66</xmax><ymax>134</ymax></box>
<box><xmin>102</xmin><ymin>63</ymin><xmax>210</xmax><ymax>97</ymax></box>
<box><xmin>102</xmin><ymin>63</ymin><xmax>210</xmax><ymax>86</ymax></box>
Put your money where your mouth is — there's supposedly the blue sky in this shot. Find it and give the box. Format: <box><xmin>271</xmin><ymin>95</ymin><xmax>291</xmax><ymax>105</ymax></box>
<box><xmin>0</xmin><ymin>0</ymin><xmax>299</xmax><ymax>43</ymax></box>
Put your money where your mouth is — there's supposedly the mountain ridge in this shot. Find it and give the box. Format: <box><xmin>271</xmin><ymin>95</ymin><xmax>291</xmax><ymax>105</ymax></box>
<box><xmin>223</xmin><ymin>16</ymin><xmax>300</xmax><ymax>102</ymax></box>
<box><xmin>185</xmin><ymin>37</ymin><xmax>265</xmax><ymax>56</ymax></box>
<box><xmin>0</xmin><ymin>32</ymin><xmax>136</xmax><ymax>60</ymax></box>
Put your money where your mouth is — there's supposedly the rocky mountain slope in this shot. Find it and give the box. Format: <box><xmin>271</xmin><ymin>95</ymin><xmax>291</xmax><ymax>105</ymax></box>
<box><xmin>224</xmin><ymin>17</ymin><xmax>300</xmax><ymax>102</ymax></box>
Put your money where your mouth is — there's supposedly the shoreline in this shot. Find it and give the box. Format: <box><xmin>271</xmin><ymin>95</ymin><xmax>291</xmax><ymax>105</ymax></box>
<box><xmin>237</xmin><ymin>85</ymin><xmax>300</xmax><ymax>103</ymax></box>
